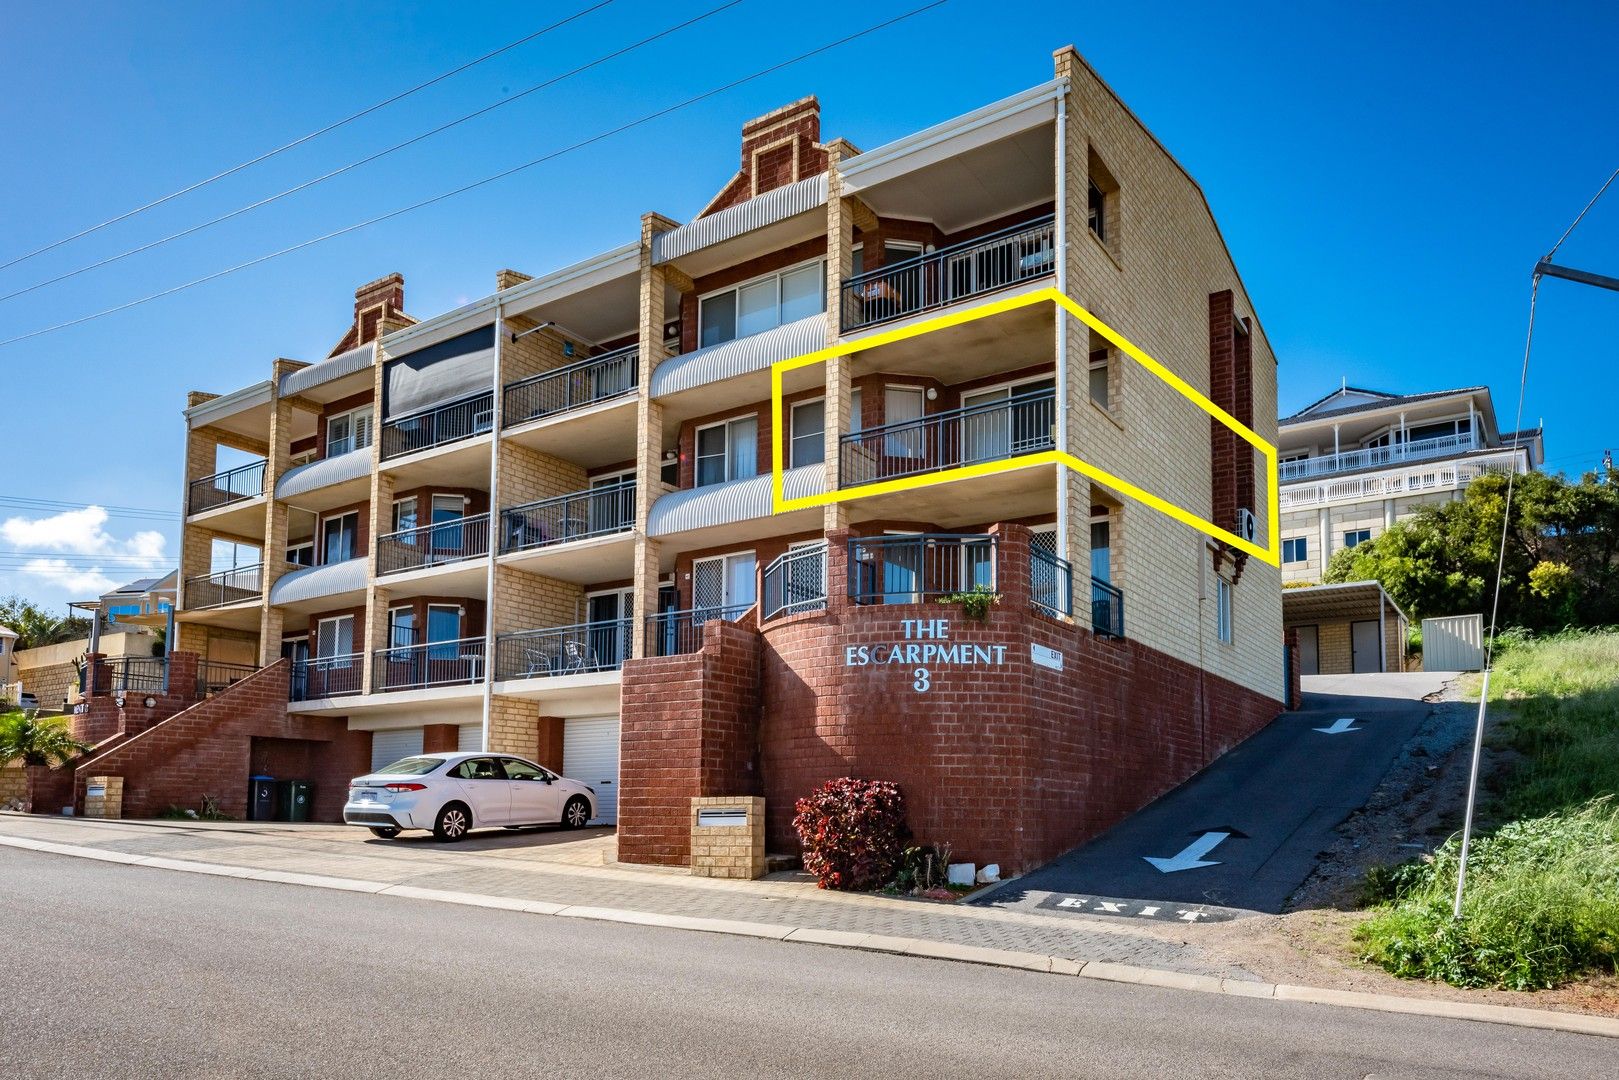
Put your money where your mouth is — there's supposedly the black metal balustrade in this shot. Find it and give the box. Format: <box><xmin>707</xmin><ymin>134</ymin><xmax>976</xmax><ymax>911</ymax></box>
<box><xmin>840</xmin><ymin>214</ymin><xmax>1057</xmax><ymax>332</ymax></box>
<box><xmin>847</xmin><ymin>534</ymin><xmax>997</xmax><ymax>605</ymax></box>
<box><xmin>196</xmin><ymin>660</ymin><xmax>257</xmax><ymax>698</ymax></box>
<box><xmin>188</xmin><ymin>460</ymin><xmax>267</xmax><ymax>514</ymax></box>
<box><xmin>372</xmin><ymin>637</ymin><xmax>487</xmax><ymax>692</ymax></box>
<box><xmin>501</xmin><ymin>480</ymin><xmax>635</xmax><ymax>553</ymax></box>
<box><xmin>840</xmin><ymin>390</ymin><xmax>1056</xmax><ymax>489</ymax></box>
<box><xmin>376</xmin><ymin>514</ymin><xmax>491</xmax><ymax>575</ymax></box>
<box><xmin>494</xmin><ymin>620</ymin><xmax>633</xmax><ymax>680</ymax></box>
<box><xmin>380</xmin><ymin>391</ymin><xmax>494</xmax><ymax>460</ymax></box>
<box><xmin>290</xmin><ymin>655</ymin><xmax>363</xmax><ymax>701</ymax></box>
<box><xmin>502</xmin><ymin>345</ymin><xmax>639</xmax><ymax>427</ymax></box>
<box><xmin>89</xmin><ymin>657</ymin><xmax>166</xmax><ymax>695</ymax></box>
<box><xmin>185</xmin><ymin>564</ymin><xmax>263</xmax><ymax>609</ymax></box>
<box><xmin>1091</xmin><ymin>576</ymin><xmax>1125</xmax><ymax>639</ymax></box>
<box><xmin>762</xmin><ymin>545</ymin><xmax>827</xmax><ymax>621</ymax></box>
<box><xmin>1030</xmin><ymin>546</ymin><xmax>1073</xmax><ymax>618</ymax></box>
<box><xmin>646</xmin><ymin>604</ymin><xmax>752</xmax><ymax>657</ymax></box>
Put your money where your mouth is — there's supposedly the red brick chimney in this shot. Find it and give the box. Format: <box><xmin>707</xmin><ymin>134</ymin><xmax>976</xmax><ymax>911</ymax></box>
<box><xmin>327</xmin><ymin>273</ymin><xmax>409</xmax><ymax>356</ymax></box>
<box><xmin>700</xmin><ymin>97</ymin><xmax>830</xmax><ymax>216</ymax></box>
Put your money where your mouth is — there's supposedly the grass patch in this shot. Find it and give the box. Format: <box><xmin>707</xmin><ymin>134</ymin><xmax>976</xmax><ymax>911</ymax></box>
<box><xmin>1356</xmin><ymin>629</ymin><xmax>1619</xmax><ymax>989</ymax></box>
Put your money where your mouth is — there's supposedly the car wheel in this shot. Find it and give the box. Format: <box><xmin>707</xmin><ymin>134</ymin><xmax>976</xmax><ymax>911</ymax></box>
<box><xmin>434</xmin><ymin>803</ymin><xmax>472</xmax><ymax>843</ymax></box>
<box><xmin>561</xmin><ymin>796</ymin><xmax>591</xmax><ymax>830</ymax></box>
<box><xmin>368</xmin><ymin>826</ymin><xmax>401</xmax><ymax>840</ymax></box>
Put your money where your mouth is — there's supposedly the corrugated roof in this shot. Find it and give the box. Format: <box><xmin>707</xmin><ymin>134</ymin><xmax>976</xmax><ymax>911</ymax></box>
<box><xmin>275</xmin><ymin>447</ymin><xmax>372</xmax><ymax>501</ymax></box>
<box><xmin>268</xmin><ymin>558</ymin><xmax>369</xmax><ymax>607</ymax></box>
<box><xmin>652</xmin><ymin>174</ymin><xmax>827</xmax><ymax>264</ymax></box>
<box><xmin>647</xmin><ymin>465</ymin><xmax>824</xmax><ymax>537</ymax></box>
<box><xmin>650</xmin><ymin>314</ymin><xmax>826</xmax><ymax>398</ymax></box>
<box><xmin>280</xmin><ymin>343</ymin><xmax>375</xmax><ymax>397</ymax></box>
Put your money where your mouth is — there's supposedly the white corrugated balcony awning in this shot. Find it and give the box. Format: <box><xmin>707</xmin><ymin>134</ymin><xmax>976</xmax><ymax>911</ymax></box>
<box><xmin>275</xmin><ymin>448</ymin><xmax>372</xmax><ymax>501</ymax></box>
<box><xmin>652</xmin><ymin>175</ymin><xmax>827</xmax><ymax>264</ymax></box>
<box><xmin>650</xmin><ymin>314</ymin><xmax>825</xmax><ymax>398</ymax></box>
<box><xmin>269</xmin><ymin>558</ymin><xmax>369</xmax><ymax>607</ymax></box>
<box><xmin>647</xmin><ymin>465</ymin><xmax>824</xmax><ymax>537</ymax></box>
<box><xmin>280</xmin><ymin>343</ymin><xmax>375</xmax><ymax>397</ymax></box>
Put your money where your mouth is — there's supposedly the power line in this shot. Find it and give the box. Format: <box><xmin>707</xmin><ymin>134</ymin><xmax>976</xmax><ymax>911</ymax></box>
<box><xmin>0</xmin><ymin>496</ymin><xmax>178</xmax><ymax>520</ymax></box>
<box><xmin>0</xmin><ymin>2</ymin><xmax>614</xmax><ymax>274</ymax></box>
<box><xmin>0</xmin><ymin>0</ymin><xmax>745</xmax><ymax>305</ymax></box>
<box><xmin>0</xmin><ymin>1</ymin><xmax>948</xmax><ymax>350</ymax></box>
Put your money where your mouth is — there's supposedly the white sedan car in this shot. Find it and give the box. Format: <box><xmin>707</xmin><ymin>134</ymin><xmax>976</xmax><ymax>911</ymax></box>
<box><xmin>343</xmin><ymin>752</ymin><xmax>597</xmax><ymax>842</ymax></box>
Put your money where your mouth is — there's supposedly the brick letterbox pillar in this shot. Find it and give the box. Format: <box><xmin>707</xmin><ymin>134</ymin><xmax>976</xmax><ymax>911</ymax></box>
<box><xmin>82</xmin><ymin>776</ymin><xmax>124</xmax><ymax>819</ymax></box>
<box><xmin>689</xmin><ymin>796</ymin><xmax>766</xmax><ymax>879</ymax></box>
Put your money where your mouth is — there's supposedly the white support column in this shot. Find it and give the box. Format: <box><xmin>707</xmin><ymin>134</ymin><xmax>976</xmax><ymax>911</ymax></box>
<box><xmin>479</xmin><ymin>301</ymin><xmax>503</xmax><ymax>753</ymax></box>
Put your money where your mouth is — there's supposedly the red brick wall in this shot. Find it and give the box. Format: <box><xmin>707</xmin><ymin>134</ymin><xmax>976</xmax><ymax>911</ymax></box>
<box><xmin>423</xmin><ymin>724</ymin><xmax>460</xmax><ymax>754</ymax></box>
<box><xmin>702</xmin><ymin>99</ymin><xmax>828</xmax><ymax>217</ymax></box>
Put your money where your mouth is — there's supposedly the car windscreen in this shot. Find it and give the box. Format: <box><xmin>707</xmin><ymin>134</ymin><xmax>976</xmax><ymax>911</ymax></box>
<box><xmin>373</xmin><ymin>756</ymin><xmax>443</xmax><ymax>776</ymax></box>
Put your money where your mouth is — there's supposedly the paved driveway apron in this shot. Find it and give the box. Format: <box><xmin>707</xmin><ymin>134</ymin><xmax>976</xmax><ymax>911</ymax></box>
<box><xmin>975</xmin><ymin>671</ymin><xmax>1455</xmax><ymax>921</ymax></box>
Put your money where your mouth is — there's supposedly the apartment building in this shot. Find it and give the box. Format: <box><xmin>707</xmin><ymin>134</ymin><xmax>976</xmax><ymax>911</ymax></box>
<box><xmin>142</xmin><ymin>46</ymin><xmax>1286</xmax><ymax>871</ymax></box>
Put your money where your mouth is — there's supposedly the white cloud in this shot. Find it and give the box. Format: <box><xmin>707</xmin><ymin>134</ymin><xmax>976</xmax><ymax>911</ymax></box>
<box><xmin>15</xmin><ymin>559</ymin><xmax>120</xmax><ymax>597</ymax></box>
<box><xmin>0</xmin><ymin>506</ymin><xmax>169</xmax><ymax>604</ymax></box>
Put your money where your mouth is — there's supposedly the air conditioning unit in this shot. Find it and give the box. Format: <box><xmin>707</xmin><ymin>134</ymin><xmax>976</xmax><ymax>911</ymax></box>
<box><xmin>1235</xmin><ymin>508</ymin><xmax>1257</xmax><ymax>544</ymax></box>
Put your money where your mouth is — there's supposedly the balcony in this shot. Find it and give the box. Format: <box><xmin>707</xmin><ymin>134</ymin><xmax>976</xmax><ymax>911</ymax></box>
<box><xmin>503</xmin><ymin>345</ymin><xmax>638</xmax><ymax>428</ymax></box>
<box><xmin>1279</xmin><ymin>431</ymin><xmax>1481</xmax><ymax>483</ymax></box>
<box><xmin>377</xmin><ymin>515</ymin><xmax>491</xmax><ymax>577</ymax></box>
<box><xmin>1278</xmin><ymin>452</ymin><xmax>1519</xmax><ymax>512</ymax></box>
<box><xmin>1090</xmin><ymin>576</ymin><xmax>1124</xmax><ymax>639</ymax></box>
<box><xmin>841</xmin><ymin>391</ymin><xmax>1056</xmax><ymax>489</ymax></box>
<box><xmin>762</xmin><ymin>544</ymin><xmax>827</xmax><ymax>621</ymax></box>
<box><xmin>493</xmin><ymin>620</ymin><xmax>632</xmax><ymax>681</ymax></box>
<box><xmin>188</xmin><ymin>460</ymin><xmax>266</xmax><ymax>516</ymax></box>
<box><xmin>839</xmin><ymin>214</ymin><xmax>1056</xmax><ymax>333</ymax></box>
<box><xmin>184</xmin><ymin>564</ymin><xmax>263</xmax><ymax>610</ymax></box>
<box><xmin>847</xmin><ymin>534</ymin><xmax>996</xmax><ymax>605</ymax></box>
<box><xmin>646</xmin><ymin>605</ymin><xmax>752</xmax><ymax>657</ymax></box>
<box><xmin>196</xmin><ymin>660</ymin><xmax>256</xmax><ymax>698</ymax></box>
<box><xmin>380</xmin><ymin>391</ymin><xmax>493</xmax><ymax>461</ymax></box>
<box><xmin>373</xmin><ymin>637</ymin><xmax>487</xmax><ymax>693</ymax></box>
<box><xmin>87</xmin><ymin>656</ymin><xmax>166</xmax><ymax>695</ymax></box>
<box><xmin>290</xmin><ymin>655</ymin><xmax>363</xmax><ymax>702</ymax></box>
<box><xmin>501</xmin><ymin>480</ymin><xmax>635</xmax><ymax>553</ymax></box>
<box><xmin>1030</xmin><ymin>546</ymin><xmax>1072</xmax><ymax>618</ymax></box>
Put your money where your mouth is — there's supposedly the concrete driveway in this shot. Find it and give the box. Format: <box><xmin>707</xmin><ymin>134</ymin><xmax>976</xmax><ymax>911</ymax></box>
<box><xmin>975</xmin><ymin>671</ymin><xmax>1457</xmax><ymax>921</ymax></box>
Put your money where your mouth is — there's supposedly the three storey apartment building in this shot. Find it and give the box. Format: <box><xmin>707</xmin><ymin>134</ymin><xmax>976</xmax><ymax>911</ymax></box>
<box><xmin>164</xmin><ymin>47</ymin><xmax>1285</xmax><ymax>871</ymax></box>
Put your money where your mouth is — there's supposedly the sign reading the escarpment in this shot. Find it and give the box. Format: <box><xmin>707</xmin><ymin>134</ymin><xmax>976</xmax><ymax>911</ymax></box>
<box><xmin>843</xmin><ymin>619</ymin><xmax>1007</xmax><ymax>693</ymax></box>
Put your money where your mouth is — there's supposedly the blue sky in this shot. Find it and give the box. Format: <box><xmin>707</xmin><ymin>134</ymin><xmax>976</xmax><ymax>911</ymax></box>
<box><xmin>2</xmin><ymin>0</ymin><xmax>1616</xmax><ymax>611</ymax></box>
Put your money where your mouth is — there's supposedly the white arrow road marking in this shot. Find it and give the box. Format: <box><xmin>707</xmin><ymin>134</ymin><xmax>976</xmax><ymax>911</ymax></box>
<box><xmin>1313</xmin><ymin>717</ymin><xmax>1361</xmax><ymax>735</ymax></box>
<box><xmin>1143</xmin><ymin>830</ymin><xmax>1231</xmax><ymax>873</ymax></box>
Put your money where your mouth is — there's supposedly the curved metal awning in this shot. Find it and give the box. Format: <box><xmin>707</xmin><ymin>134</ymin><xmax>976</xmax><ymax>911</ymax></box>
<box><xmin>275</xmin><ymin>448</ymin><xmax>372</xmax><ymax>501</ymax></box>
<box><xmin>279</xmin><ymin>343</ymin><xmax>375</xmax><ymax>398</ymax></box>
<box><xmin>650</xmin><ymin>314</ymin><xmax>825</xmax><ymax>399</ymax></box>
<box><xmin>647</xmin><ymin>465</ymin><xmax>824</xmax><ymax>537</ymax></box>
<box><xmin>269</xmin><ymin>558</ymin><xmax>369</xmax><ymax>607</ymax></box>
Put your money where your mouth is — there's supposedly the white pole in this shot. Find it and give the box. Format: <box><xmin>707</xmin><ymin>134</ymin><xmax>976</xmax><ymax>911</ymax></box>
<box><xmin>1453</xmin><ymin>670</ymin><xmax>1490</xmax><ymax>918</ymax></box>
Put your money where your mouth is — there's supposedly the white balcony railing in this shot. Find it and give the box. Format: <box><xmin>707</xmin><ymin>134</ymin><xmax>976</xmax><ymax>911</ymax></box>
<box><xmin>1278</xmin><ymin>431</ymin><xmax>1479</xmax><ymax>482</ymax></box>
<box><xmin>1279</xmin><ymin>453</ymin><xmax>1521</xmax><ymax>511</ymax></box>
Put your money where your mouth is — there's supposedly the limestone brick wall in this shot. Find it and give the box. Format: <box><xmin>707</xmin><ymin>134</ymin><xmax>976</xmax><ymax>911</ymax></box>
<box><xmin>498</xmin><ymin>442</ymin><xmax>588</xmax><ymax>508</ymax></box>
<box><xmin>493</xmin><ymin>565</ymin><xmax>582</xmax><ymax>637</ymax></box>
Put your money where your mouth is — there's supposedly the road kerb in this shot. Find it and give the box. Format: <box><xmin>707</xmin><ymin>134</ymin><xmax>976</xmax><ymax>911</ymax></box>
<box><xmin>3</xmin><ymin>832</ymin><xmax>1617</xmax><ymax>1040</ymax></box>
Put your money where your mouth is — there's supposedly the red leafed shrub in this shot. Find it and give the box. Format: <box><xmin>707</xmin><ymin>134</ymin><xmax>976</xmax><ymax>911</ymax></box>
<box><xmin>793</xmin><ymin>777</ymin><xmax>907</xmax><ymax>891</ymax></box>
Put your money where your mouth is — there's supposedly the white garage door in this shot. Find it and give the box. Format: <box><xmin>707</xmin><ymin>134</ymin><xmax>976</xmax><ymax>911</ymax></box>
<box><xmin>371</xmin><ymin>728</ymin><xmax>424</xmax><ymax>772</ymax></box>
<box><xmin>563</xmin><ymin>716</ymin><xmax>619</xmax><ymax>825</ymax></box>
<box><xmin>458</xmin><ymin>723</ymin><xmax>483</xmax><ymax>752</ymax></box>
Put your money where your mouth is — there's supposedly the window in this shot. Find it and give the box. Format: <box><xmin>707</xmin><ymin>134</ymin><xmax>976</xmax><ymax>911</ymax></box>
<box><xmin>790</xmin><ymin>398</ymin><xmax>825</xmax><ymax>469</ymax></box>
<box><xmin>502</xmin><ymin>758</ymin><xmax>552</xmax><ymax>783</ymax></box>
<box><xmin>286</xmin><ymin>541</ymin><xmax>314</xmax><ymax>567</ymax></box>
<box><xmin>849</xmin><ymin>387</ymin><xmax>863</xmax><ymax>435</ymax></box>
<box><xmin>388</xmin><ymin>607</ymin><xmax>417</xmax><ymax>648</ymax></box>
<box><xmin>1215</xmin><ymin>577</ymin><xmax>1233</xmax><ymax>644</ymax></box>
<box><xmin>1280</xmin><ymin>451</ymin><xmax>1311</xmax><ymax>464</ymax></box>
<box><xmin>322</xmin><ymin>512</ymin><xmax>358</xmax><ymax>564</ymax></box>
<box><xmin>1088</xmin><ymin>179</ymin><xmax>1107</xmax><ymax>242</ymax></box>
<box><xmin>1282</xmin><ymin>536</ymin><xmax>1309</xmax><ymax>564</ymax></box>
<box><xmin>883</xmin><ymin>386</ymin><xmax>924</xmax><ymax>458</ymax></box>
<box><xmin>1090</xmin><ymin>519</ymin><xmax>1111</xmax><ymax>584</ymax></box>
<box><xmin>695</xmin><ymin>415</ymin><xmax>758</xmax><ymax>487</ymax></box>
<box><xmin>315</xmin><ymin>615</ymin><xmax>354</xmax><ymax>661</ymax></box>
<box><xmin>431</xmin><ymin>494</ymin><xmax>465</xmax><ymax>551</ymax></box>
<box><xmin>1089</xmin><ymin>349</ymin><xmax>1111</xmax><ymax>409</ymax></box>
<box><xmin>850</xmin><ymin>241</ymin><xmax>924</xmax><ymax>278</ymax></box>
<box><xmin>449</xmin><ymin>758</ymin><xmax>503</xmax><ymax>781</ymax></box>
<box><xmin>698</xmin><ymin>260</ymin><xmax>825</xmax><ymax>347</ymax></box>
<box><xmin>326</xmin><ymin>406</ymin><xmax>373</xmax><ymax>457</ymax></box>
<box><xmin>1344</xmin><ymin>529</ymin><xmax>1372</xmax><ymax>549</ymax></box>
<box><xmin>393</xmin><ymin>497</ymin><xmax>418</xmax><ymax>534</ymax></box>
<box><xmin>426</xmin><ymin>604</ymin><xmax>461</xmax><ymax>660</ymax></box>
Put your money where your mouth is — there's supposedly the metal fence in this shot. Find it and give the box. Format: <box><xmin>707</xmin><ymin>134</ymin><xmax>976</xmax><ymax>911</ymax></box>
<box><xmin>380</xmin><ymin>391</ymin><xmax>494</xmax><ymax>460</ymax></box>
<box><xmin>372</xmin><ymin>637</ymin><xmax>487</xmax><ymax>692</ymax></box>
<box><xmin>839</xmin><ymin>214</ymin><xmax>1057</xmax><ymax>332</ymax></box>
<box><xmin>184</xmin><ymin>564</ymin><xmax>263</xmax><ymax>609</ymax></box>
<box><xmin>196</xmin><ymin>660</ymin><xmax>257</xmax><ymax>698</ymax></box>
<box><xmin>188</xmin><ymin>460</ymin><xmax>266</xmax><ymax>514</ymax></box>
<box><xmin>1279</xmin><ymin>431</ymin><xmax>1479</xmax><ymax>482</ymax></box>
<box><xmin>89</xmin><ymin>657</ymin><xmax>166</xmax><ymax>695</ymax></box>
<box><xmin>847</xmin><ymin>534</ymin><xmax>996</xmax><ymax>605</ymax></box>
<box><xmin>500</xmin><ymin>480</ymin><xmax>635</xmax><ymax>553</ymax></box>
<box><xmin>762</xmin><ymin>545</ymin><xmax>826</xmax><ymax>621</ymax></box>
<box><xmin>493</xmin><ymin>620</ymin><xmax>633</xmax><ymax>680</ymax></box>
<box><xmin>1030</xmin><ymin>546</ymin><xmax>1073</xmax><ymax>617</ymax></box>
<box><xmin>646</xmin><ymin>604</ymin><xmax>751</xmax><ymax>657</ymax></box>
<box><xmin>376</xmin><ymin>514</ymin><xmax>491</xmax><ymax>575</ymax></box>
<box><xmin>840</xmin><ymin>391</ymin><xmax>1056</xmax><ymax>489</ymax></box>
<box><xmin>503</xmin><ymin>345</ymin><xmax>638</xmax><ymax>427</ymax></box>
<box><xmin>290</xmin><ymin>654</ymin><xmax>363</xmax><ymax>701</ymax></box>
<box><xmin>1091</xmin><ymin>576</ymin><xmax>1124</xmax><ymax>639</ymax></box>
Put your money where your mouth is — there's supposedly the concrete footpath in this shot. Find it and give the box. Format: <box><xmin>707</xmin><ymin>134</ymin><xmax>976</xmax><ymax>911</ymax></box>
<box><xmin>3</xmin><ymin>812</ymin><xmax>1615</xmax><ymax>1040</ymax></box>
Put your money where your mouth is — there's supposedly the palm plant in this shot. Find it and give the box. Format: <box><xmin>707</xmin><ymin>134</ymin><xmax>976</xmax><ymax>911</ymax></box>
<box><xmin>0</xmin><ymin>710</ymin><xmax>90</xmax><ymax>768</ymax></box>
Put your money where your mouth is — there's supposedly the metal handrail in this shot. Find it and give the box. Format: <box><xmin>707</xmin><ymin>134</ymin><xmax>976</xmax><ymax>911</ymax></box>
<box><xmin>840</xmin><ymin>214</ymin><xmax>1057</xmax><ymax>332</ymax></box>
<box><xmin>1030</xmin><ymin>547</ymin><xmax>1073</xmax><ymax>618</ymax></box>
<box><xmin>291</xmin><ymin>654</ymin><xmax>364</xmax><ymax>701</ymax></box>
<box><xmin>184</xmin><ymin>564</ymin><xmax>264</xmax><ymax>609</ymax></box>
<box><xmin>847</xmin><ymin>534</ymin><xmax>996</xmax><ymax>605</ymax></box>
<box><xmin>380</xmin><ymin>391</ymin><xmax>494</xmax><ymax>460</ymax></box>
<box><xmin>494</xmin><ymin>620</ymin><xmax>633</xmax><ymax>680</ymax></box>
<box><xmin>372</xmin><ymin>636</ymin><xmax>487</xmax><ymax>692</ymax></box>
<box><xmin>188</xmin><ymin>460</ymin><xmax>266</xmax><ymax>514</ymax></box>
<box><xmin>1278</xmin><ymin>431</ymin><xmax>1480</xmax><ymax>482</ymax></box>
<box><xmin>762</xmin><ymin>545</ymin><xmax>827</xmax><ymax>621</ymax></box>
<box><xmin>840</xmin><ymin>390</ymin><xmax>1056</xmax><ymax>489</ymax></box>
<box><xmin>646</xmin><ymin>604</ymin><xmax>752</xmax><ymax>657</ymax></box>
<box><xmin>376</xmin><ymin>513</ymin><xmax>490</xmax><ymax>575</ymax></box>
<box><xmin>503</xmin><ymin>344</ymin><xmax>639</xmax><ymax>427</ymax></box>
<box><xmin>1091</xmin><ymin>576</ymin><xmax>1124</xmax><ymax>639</ymax></box>
<box><xmin>90</xmin><ymin>656</ymin><xmax>166</xmax><ymax>695</ymax></box>
<box><xmin>501</xmin><ymin>479</ymin><xmax>635</xmax><ymax>554</ymax></box>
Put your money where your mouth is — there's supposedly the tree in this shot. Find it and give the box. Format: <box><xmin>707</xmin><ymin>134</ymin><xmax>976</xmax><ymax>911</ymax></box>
<box><xmin>0</xmin><ymin>711</ymin><xmax>90</xmax><ymax>769</ymax></box>
<box><xmin>0</xmin><ymin>595</ymin><xmax>89</xmax><ymax>651</ymax></box>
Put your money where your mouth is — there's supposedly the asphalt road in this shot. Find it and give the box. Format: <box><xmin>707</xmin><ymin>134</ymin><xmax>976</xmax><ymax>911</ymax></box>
<box><xmin>2</xmin><ymin>847</ymin><xmax>1607</xmax><ymax>1079</ymax></box>
<box><xmin>980</xmin><ymin>672</ymin><xmax>1451</xmax><ymax>919</ymax></box>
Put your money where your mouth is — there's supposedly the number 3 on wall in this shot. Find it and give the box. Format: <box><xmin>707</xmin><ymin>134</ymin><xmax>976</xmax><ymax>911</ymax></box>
<box><xmin>913</xmin><ymin>667</ymin><xmax>930</xmax><ymax>693</ymax></box>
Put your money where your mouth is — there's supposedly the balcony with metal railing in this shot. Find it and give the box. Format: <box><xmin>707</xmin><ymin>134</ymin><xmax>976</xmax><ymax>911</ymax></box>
<box><xmin>376</xmin><ymin>514</ymin><xmax>491</xmax><ymax>577</ymax></box>
<box><xmin>184</xmin><ymin>564</ymin><xmax>264</xmax><ymax>610</ymax></box>
<box><xmin>839</xmin><ymin>215</ymin><xmax>1056</xmax><ymax>333</ymax></box>
<box><xmin>380</xmin><ymin>391</ymin><xmax>494</xmax><ymax>461</ymax></box>
<box><xmin>87</xmin><ymin>656</ymin><xmax>167</xmax><ymax>695</ymax></box>
<box><xmin>196</xmin><ymin>660</ymin><xmax>257</xmax><ymax>698</ymax></box>
<box><xmin>188</xmin><ymin>460</ymin><xmax>266</xmax><ymax>516</ymax></box>
<box><xmin>646</xmin><ymin>604</ymin><xmax>752</xmax><ymax>657</ymax></box>
<box><xmin>1278</xmin><ymin>430</ymin><xmax>1481</xmax><ymax>483</ymax></box>
<box><xmin>493</xmin><ymin>620</ymin><xmax>633</xmax><ymax>681</ymax></box>
<box><xmin>841</xmin><ymin>391</ymin><xmax>1056</xmax><ymax>489</ymax></box>
<box><xmin>1090</xmin><ymin>576</ymin><xmax>1124</xmax><ymax>639</ymax></box>
<box><xmin>503</xmin><ymin>345</ymin><xmax>638</xmax><ymax>428</ymax></box>
<box><xmin>762</xmin><ymin>544</ymin><xmax>827</xmax><ymax>621</ymax></box>
<box><xmin>372</xmin><ymin>637</ymin><xmax>487</xmax><ymax>693</ymax></box>
<box><xmin>1030</xmin><ymin>546</ymin><xmax>1072</xmax><ymax>618</ymax></box>
<box><xmin>847</xmin><ymin>534</ymin><xmax>996</xmax><ymax>605</ymax></box>
<box><xmin>501</xmin><ymin>480</ymin><xmax>635</xmax><ymax>554</ymax></box>
<box><xmin>290</xmin><ymin>654</ymin><xmax>363</xmax><ymax>702</ymax></box>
